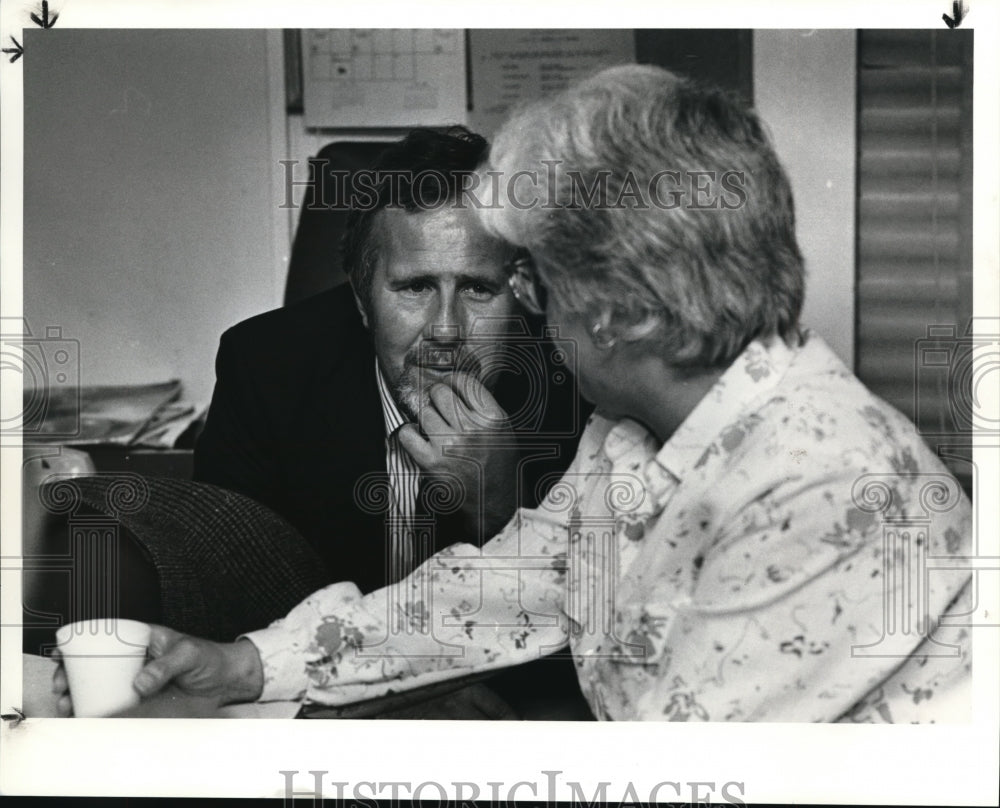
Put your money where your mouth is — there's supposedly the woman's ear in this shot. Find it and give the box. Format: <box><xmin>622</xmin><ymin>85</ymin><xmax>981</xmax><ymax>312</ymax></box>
<box><xmin>618</xmin><ymin>311</ymin><xmax>661</xmax><ymax>343</ymax></box>
<box><xmin>591</xmin><ymin>308</ymin><xmax>660</xmax><ymax>349</ymax></box>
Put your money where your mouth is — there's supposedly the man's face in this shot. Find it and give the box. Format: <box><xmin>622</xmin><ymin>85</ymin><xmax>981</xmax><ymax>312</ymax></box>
<box><xmin>357</xmin><ymin>206</ymin><xmax>518</xmax><ymax>421</ymax></box>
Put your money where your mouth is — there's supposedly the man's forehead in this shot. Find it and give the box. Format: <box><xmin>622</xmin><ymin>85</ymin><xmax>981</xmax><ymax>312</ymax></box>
<box><xmin>376</xmin><ymin>208</ymin><xmax>512</xmax><ymax>268</ymax></box>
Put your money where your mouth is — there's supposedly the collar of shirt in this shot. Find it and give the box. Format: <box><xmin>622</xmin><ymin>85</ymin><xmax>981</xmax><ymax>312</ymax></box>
<box><xmin>375</xmin><ymin>359</ymin><xmax>409</xmax><ymax>438</ymax></box>
<box><xmin>601</xmin><ymin>333</ymin><xmax>798</xmax><ymax>509</ymax></box>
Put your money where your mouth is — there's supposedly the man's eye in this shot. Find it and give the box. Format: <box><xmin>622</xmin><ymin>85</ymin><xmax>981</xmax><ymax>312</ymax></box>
<box><xmin>401</xmin><ymin>281</ymin><xmax>429</xmax><ymax>293</ymax></box>
<box><xmin>464</xmin><ymin>283</ymin><xmax>495</xmax><ymax>298</ymax></box>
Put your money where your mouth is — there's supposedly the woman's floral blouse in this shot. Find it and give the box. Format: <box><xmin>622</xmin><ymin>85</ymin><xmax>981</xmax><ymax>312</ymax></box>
<box><xmin>245</xmin><ymin>331</ymin><xmax>973</xmax><ymax>721</ymax></box>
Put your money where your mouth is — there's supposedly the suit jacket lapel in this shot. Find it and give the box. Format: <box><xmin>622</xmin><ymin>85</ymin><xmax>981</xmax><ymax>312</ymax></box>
<box><xmin>317</xmin><ymin>338</ymin><xmax>387</xmax><ymax>479</ymax></box>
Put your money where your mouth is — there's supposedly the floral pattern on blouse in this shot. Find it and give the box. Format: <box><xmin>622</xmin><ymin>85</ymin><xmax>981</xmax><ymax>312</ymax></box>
<box><xmin>244</xmin><ymin>331</ymin><xmax>972</xmax><ymax>722</ymax></box>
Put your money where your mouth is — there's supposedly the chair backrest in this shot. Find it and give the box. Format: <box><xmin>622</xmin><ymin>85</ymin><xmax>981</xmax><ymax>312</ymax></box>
<box><xmin>284</xmin><ymin>140</ymin><xmax>390</xmax><ymax>305</ymax></box>
<box><xmin>39</xmin><ymin>474</ymin><xmax>331</xmax><ymax>642</ymax></box>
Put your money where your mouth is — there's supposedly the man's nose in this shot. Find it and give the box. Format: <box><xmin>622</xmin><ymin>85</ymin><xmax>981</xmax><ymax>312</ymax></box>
<box><xmin>425</xmin><ymin>289</ymin><xmax>467</xmax><ymax>343</ymax></box>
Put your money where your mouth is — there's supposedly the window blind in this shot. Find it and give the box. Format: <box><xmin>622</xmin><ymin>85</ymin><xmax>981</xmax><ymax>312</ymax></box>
<box><xmin>856</xmin><ymin>29</ymin><xmax>974</xmax><ymax>495</ymax></box>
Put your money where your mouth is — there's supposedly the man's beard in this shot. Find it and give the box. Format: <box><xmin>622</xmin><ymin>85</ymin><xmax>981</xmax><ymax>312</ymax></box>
<box><xmin>389</xmin><ymin>343</ymin><xmax>494</xmax><ymax>424</ymax></box>
<box><xmin>393</xmin><ymin>367</ymin><xmax>430</xmax><ymax>424</ymax></box>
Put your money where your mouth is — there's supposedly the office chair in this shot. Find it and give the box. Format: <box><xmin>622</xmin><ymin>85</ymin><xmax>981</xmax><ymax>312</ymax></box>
<box><xmin>284</xmin><ymin>140</ymin><xmax>389</xmax><ymax>306</ymax></box>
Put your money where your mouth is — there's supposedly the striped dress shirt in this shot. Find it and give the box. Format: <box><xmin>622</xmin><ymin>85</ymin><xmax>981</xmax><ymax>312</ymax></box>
<box><xmin>374</xmin><ymin>361</ymin><xmax>421</xmax><ymax>582</ymax></box>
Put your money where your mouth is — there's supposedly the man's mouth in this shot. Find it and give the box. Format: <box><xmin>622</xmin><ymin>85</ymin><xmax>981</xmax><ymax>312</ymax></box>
<box><xmin>419</xmin><ymin>348</ymin><xmax>458</xmax><ymax>370</ymax></box>
<box><xmin>407</xmin><ymin>345</ymin><xmax>486</xmax><ymax>381</ymax></box>
<box><xmin>417</xmin><ymin>366</ymin><xmax>455</xmax><ymax>381</ymax></box>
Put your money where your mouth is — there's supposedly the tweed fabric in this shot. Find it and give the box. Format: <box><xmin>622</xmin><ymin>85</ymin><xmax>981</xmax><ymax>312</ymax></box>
<box><xmin>41</xmin><ymin>473</ymin><xmax>331</xmax><ymax>642</ymax></box>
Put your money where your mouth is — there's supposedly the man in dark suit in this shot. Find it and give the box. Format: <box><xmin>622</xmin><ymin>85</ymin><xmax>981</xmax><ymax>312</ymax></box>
<box><xmin>192</xmin><ymin>128</ymin><xmax>591</xmax><ymax>718</ymax></box>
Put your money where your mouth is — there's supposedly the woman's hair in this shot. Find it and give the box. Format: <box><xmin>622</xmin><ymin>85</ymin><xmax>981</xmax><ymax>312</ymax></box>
<box><xmin>480</xmin><ymin>64</ymin><xmax>804</xmax><ymax>367</ymax></box>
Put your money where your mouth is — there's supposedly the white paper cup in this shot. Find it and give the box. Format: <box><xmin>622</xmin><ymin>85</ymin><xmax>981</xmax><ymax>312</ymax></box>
<box><xmin>55</xmin><ymin>618</ymin><xmax>151</xmax><ymax>717</ymax></box>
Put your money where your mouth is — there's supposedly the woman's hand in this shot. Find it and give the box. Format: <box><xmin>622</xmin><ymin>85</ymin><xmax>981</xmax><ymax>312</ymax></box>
<box><xmin>133</xmin><ymin>626</ymin><xmax>265</xmax><ymax>704</ymax></box>
<box><xmin>52</xmin><ymin>652</ymin><xmax>74</xmax><ymax>717</ymax></box>
<box><xmin>53</xmin><ymin>625</ymin><xmax>265</xmax><ymax>715</ymax></box>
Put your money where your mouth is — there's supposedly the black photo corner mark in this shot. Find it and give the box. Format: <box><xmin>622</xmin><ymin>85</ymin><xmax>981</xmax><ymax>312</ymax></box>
<box><xmin>30</xmin><ymin>0</ymin><xmax>59</xmax><ymax>29</ymax></box>
<box><xmin>2</xmin><ymin>36</ymin><xmax>23</xmax><ymax>63</ymax></box>
<box><xmin>3</xmin><ymin>2</ymin><xmax>59</xmax><ymax>65</ymax></box>
<box><xmin>1</xmin><ymin>707</ymin><xmax>25</xmax><ymax>728</ymax></box>
<box><xmin>943</xmin><ymin>0</ymin><xmax>967</xmax><ymax>28</ymax></box>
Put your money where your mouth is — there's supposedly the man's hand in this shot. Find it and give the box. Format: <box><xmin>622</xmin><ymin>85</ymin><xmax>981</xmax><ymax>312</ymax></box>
<box><xmin>52</xmin><ymin>625</ymin><xmax>264</xmax><ymax>715</ymax></box>
<box><xmin>398</xmin><ymin>372</ymin><xmax>519</xmax><ymax>537</ymax></box>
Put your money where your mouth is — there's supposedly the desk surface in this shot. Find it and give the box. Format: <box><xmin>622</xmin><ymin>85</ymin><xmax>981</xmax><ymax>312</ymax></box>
<box><xmin>22</xmin><ymin>654</ymin><xmax>490</xmax><ymax>720</ymax></box>
<box><xmin>23</xmin><ymin>654</ymin><xmax>553</xmax><ymax>720</ymax></box>
<box><xmin>22</xmin><ymin>654</ymin><xmax>300</xmax><ymax>719</ymax></box>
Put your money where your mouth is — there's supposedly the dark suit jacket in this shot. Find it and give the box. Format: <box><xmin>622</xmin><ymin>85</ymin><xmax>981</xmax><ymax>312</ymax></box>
<box><xmin>194</xmin><ymin>284</ymin><xmax>589</xmax><ymax>594</ymax></box>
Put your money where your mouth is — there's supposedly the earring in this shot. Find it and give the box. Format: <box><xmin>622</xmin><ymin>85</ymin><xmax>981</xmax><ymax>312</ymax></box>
<box><xmin>591</xmin><ymin>322</ymin><xmax>617</xmax><ymax>350</ymax></box>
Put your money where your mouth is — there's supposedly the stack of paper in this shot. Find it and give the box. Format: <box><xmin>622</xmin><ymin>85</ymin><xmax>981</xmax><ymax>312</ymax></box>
<box><xmin>25</xmin><ymin>380</ymin><xmax>201</xmax><ymax>448</ymax></box>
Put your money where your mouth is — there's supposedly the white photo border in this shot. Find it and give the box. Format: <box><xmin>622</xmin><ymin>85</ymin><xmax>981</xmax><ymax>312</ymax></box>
<box><xmin>2</xmin><ymin>1</ymin><xmax>997</xmax><ymax>803</ymax></box>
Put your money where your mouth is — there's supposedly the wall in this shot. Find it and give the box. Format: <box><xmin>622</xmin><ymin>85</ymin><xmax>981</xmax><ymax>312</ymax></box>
<box><xmin>21</xmin><ymin>29</ymin><xmax>858</xmax><ymax>404</ymax></box>
<box><xmin>23</xmin><ymin>30</ymin><xmax>280</xmax><ymax>404</ymax></box>
<box><xmin>754</xmin><ymin>29</ymin><xmax>857</xmax><ymax>368</ymax></box>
